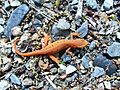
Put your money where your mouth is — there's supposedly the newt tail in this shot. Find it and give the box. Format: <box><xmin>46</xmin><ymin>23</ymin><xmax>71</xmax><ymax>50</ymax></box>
<box><xmin>13</xmin><ymin>38</ymin><xmax>88</xmax><ymax>57</ymax></box>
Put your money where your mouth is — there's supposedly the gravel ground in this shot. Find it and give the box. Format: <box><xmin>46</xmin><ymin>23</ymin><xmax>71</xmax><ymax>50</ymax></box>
<box><xmin>0</xmin><ymin>0</ymin><xmax>120</xmax><ymax>90</ymax></box>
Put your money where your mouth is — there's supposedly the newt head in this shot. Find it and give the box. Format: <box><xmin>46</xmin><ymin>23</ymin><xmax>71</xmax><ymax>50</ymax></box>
<box><xmin>69</xmin><ymin>39</ymin><xmax>88</xmax><ymax>48</ymax></box>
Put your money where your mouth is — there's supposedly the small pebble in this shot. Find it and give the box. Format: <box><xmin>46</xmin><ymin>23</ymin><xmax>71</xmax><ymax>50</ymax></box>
<box><xmin>104</xmin><ymin>81</ymin><xmax>111</xmax><ymax>89</ymax></box>
<box><xmin>12</xmin><ymin>26</ymin><xmax>22</xmax><ymax>36</ymax></box>
<box><xmin>9</xmin><ymin>0</ymin><xmax>21</xmax><ymax>7</ymax></box>
<box><xmin>43</xmin><ymin>2</ymin><xmax>53</xmax><ymax>9</ymax></box>
<box><xmin>66</xmin><ymin>65</ymin><xmax>77</xmax><ymax>75</ymax></box>
<box><xmin>97</xmin><ymin>83</ymin><xmax>105</xmax><ymax>90</ymax></box>
<box><xmin>9</xmin><ymin>74</ymin><xmax>21</xmax><ymax>85</ymax></box>
<box><xmin>32</xmin><ymin>0</ymin><xmax>43</xmax><ymax>6</ymax></box>
<box><xmin>0</xmin><ymin>80</ymin><xmax>10</xmax><ymax>90</ymax></box>
<box><xmin>52</xmin><ymin>23</ymin><xmax>70</xmax><ymax>37</ymax></box>
<box><xmin>49</xmin><ymin>75</ymin><xmax>56</xmax><ymax>81</ymax></box>
<box><xmin>32</xmin><ymin>33</ymin><xmax>39</xmax><ymax>40</ymax></box>
<box><xmin>101</xmin><ymin>0</ymin><xmax>113</xmax><ymax>10</ymax></box>
<box><xmin>85</xmin><ymin>0</ymin><xmax>98</xmax><ymax>9</ymax></box>
<box><xmin>14</xmin><ymin>57</ymin><xmax>23</xmax><ymax>64</ymax></box>
<box><xmin>22</xmin><ymin>78</ymin><xmax>33</xmax><ymax>86</ymax></box>
<box><xmin>89</xmin><ymin>41</ymin><xmax>96</xmax><ymax>50</ymax></box>
<box><xmin>90</xmin><ymin>66</ymin><xmax>105</xmax><ymax>79</ymax></box>
<box><xmin>82</xmin><ymin>53</ymin><xmax>90</xmax><ymax>69</ymax></box>
<box><xmin>76</xmin><ymin>20</ymin><xmax>88</xmax><ymax>38</ymax></box>
<box><xmin>2</xmin><ymin>57</ymin><xmax>11</xmax><ymax>64</ymax></box>
<box><xmin>0</xmin><ymin>25</ymin><xmax>4</xmax><ymax>34</ymax></box>
<box><xmin>50</xmin><ymin>67</ymin><xmax>58</xmax><ymax>74</ymax></box>
<box><xmin>37</xmin><ymin>81</ymin><xmax>44</xmax><ymax>89</ymax></box>
<box><xmin>4</xmin><ymin>0</ymin><xmax>10</xmax><ymax>9</ymax></box>
<box><xmin>107</xmin><ymin>42</ymin><xmax>120</xmax><ymax>57</ymax></box>
<box><xmin>2</xmin><ymin>63</ymin><xmax>12</xmax><ymax>72</ymax></box>
<box><xmin>33</xmin><ymin>19</ymin><xmax>42</xmax><ymax>28</ymax></box>
<box><xmin>61</xmin><ymin>54</ymin><xmax>72</xmax><ymax>62</ymax></box>
<box><xmin>57</xmin><ymin>19</ymin><xmax>70</xmax><ymax>30</ymax></box>
<box><xmin>116</xmin><ymin>32</ymin><xmax>120</xmax><ymax>40</ymax></box>
<box><xmin>0</xmin><ymin>18</ymin><xmax>5</xmax><ymax>24</ymax></box>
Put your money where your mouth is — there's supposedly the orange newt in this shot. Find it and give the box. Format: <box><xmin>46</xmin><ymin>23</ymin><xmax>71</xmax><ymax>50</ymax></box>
<box><xmin>13</xmin><ymin>38</ymin><xmax>88</xmax><ymax>57</ymax></box>
<box><xmin>13</xmin><ymin>32</ymin><xmax>88</xmax><ymax>65</ymax></box>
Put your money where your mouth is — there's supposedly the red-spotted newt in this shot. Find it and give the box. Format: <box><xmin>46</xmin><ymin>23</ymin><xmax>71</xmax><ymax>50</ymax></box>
<box><xmin>13</xmin><ymin>38</ymin><xmax>88</xmax><ymax>57</ymax></box>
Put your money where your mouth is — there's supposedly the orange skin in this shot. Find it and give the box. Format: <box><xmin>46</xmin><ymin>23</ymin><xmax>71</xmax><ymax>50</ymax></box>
<box><xmin>13</xmin><ymin>38</ymin><xmax>88</xmax><ymax>63</ymax></box>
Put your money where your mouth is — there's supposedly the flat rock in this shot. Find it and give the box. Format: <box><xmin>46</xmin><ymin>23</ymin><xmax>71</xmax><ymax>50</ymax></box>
<box><xmin>82</xmin><ymin>53</ymin><xmax>90</xmax><ymax>69</ymax></box>
<box><xmin>0</xmin><ymin>25</ymin><xmax>4</xmax><ymax>34</ymax></box>
<box><xmin>93</xmin><ymin>54</ymin><xmax>117</xmax><ymax>75</ymax></box>
<box><xmin>10</xmin><ymin>74</ymin><xmax>21</xmax><ymax>85</ymax></box>
<box><xmin>76</xmin><ymin>20</ymin><xmax>88</xmax><ymax>38</ymax></box>
<box><xmin>116</xmin><ymin>32</ymin><xmax>120</xmax><ymax>40</ymax></box>
<box><xmin>101</xmin><ymin>0</ymin><xmax>113</xmax><ymax>10</ymax></box>
<box><xmin>107</xmin><ymin>42</ymin><xmax>120</xmax><ymax>57</ymax></box>
<box><xmin>0</xmin><ymin>80</ymin><xmax>10</xmax><ymax>90</ymax></box>
<box><xmin>57</xmin><ymin>19</ymin><xmax>70</xmax><ymax>30</ymax></box>
<box><xmin>89</xmin><ymin>41</ymin><xmax>96</xmax><ymax>50</ymax></box>
<box><xmin>10</xmin><ymin>0</ymin><xmax>21</xmax><ymax>7</ymax></box>
<box><xmin>4</xmin><ymin>4</ymin><xmax>30</xmax><ymax>39</ymax></box>
<box><xmin>52</xmin><ymin>23</ymin><xmax>70</xmax><ymax>37</ymax></box>
<box><xmin>85</xmin><ymin>0</ymin><xmax>98</xmax><ymax>9</ymax></box>
<box><xmin>104</xmin><ymin>81</ymin><xmax>111</xmax><ymax>89</ymax></box>
<box><xmin>90</xmin><ymin>66</ymin><xmax>105</xmax><ymax>79</ymax></box>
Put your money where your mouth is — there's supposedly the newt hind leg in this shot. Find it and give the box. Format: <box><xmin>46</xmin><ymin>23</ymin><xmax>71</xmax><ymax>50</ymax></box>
<box><xmin>42</xmin><ymin>32</ymin><xmax>61</xmax><ymax>64</ymax></box>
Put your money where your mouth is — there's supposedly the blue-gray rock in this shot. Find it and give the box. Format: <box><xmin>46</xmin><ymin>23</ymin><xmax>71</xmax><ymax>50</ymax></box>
<box><xmin>90</xmin><ymin>66</ymin><xmax>105</xmax><ymax>79</ymax></box>
<box><xmin>82</xmin><ymin>53</ymin><xmax>90</xmax><ymax>69</ymax></box>
<box><xmin>10</xmin><ymin>74</ymin><xmax>21</xmax><ymax>85</ymax></box>
<box><xmin>101</xmin><ymin>0</ymin><xmax>113</xmax><ymax>10</ymax></box>
<box><xmin>89</xmin><ymin>41</ymin><xmax>96</xmax><ymax>50</ymax></box>
<box><xmin>85</xmin><ymin>0</ymin><xmax>98</xmax><ymax>9</ymax></box>
<box><xmin>33</xmin><ymin>18</ymin><xmax>42</xmax><ymax>28</ymax></box>
<box><xmin>51</xmin><ymin>24</ymin><xmax>70</xmax><ymax>38</ymax></box>
<box><xmin>76</xmin><ymin>20</ymin><xmax>88</xmax><ymax>38</ymax></box>
<box><xmin>57</xmin><ymin>19</ymin><xmax>70</xmax><ymax>30</ymax></box>
<box><xmin>61</xmin><ymin>53</ymin><xmax>72</xmax><ymax>62</ymax></box>
<box><xmin>32</xmin><ymin>0</ymin><xmax>43</xmax><ymax>6</ymax></box>
<box><xmin>71</xmin><ymin>73</ymin><xmax>78</xmax><ymax>81</ymax></box>
<box><xmin>93</xmin><ymin>54</ymin><xmax>117</xmax><ymax>76</ymax></box>
<box><xmin>4</xmin><ymin>4</ymin><xmax>30</xmax><ymax>39</ymax></box>
<box><xmin>107</xmin><ymin>42</ymin><xmax>120</xmax><ymax>57</ymax></box>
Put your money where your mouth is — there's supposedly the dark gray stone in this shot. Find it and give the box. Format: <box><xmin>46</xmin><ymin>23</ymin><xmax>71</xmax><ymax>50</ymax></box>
<box><xmin>93</xmin><ymin>54</ymin><xmax>117</xmax><ymax>76</ymax></box>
